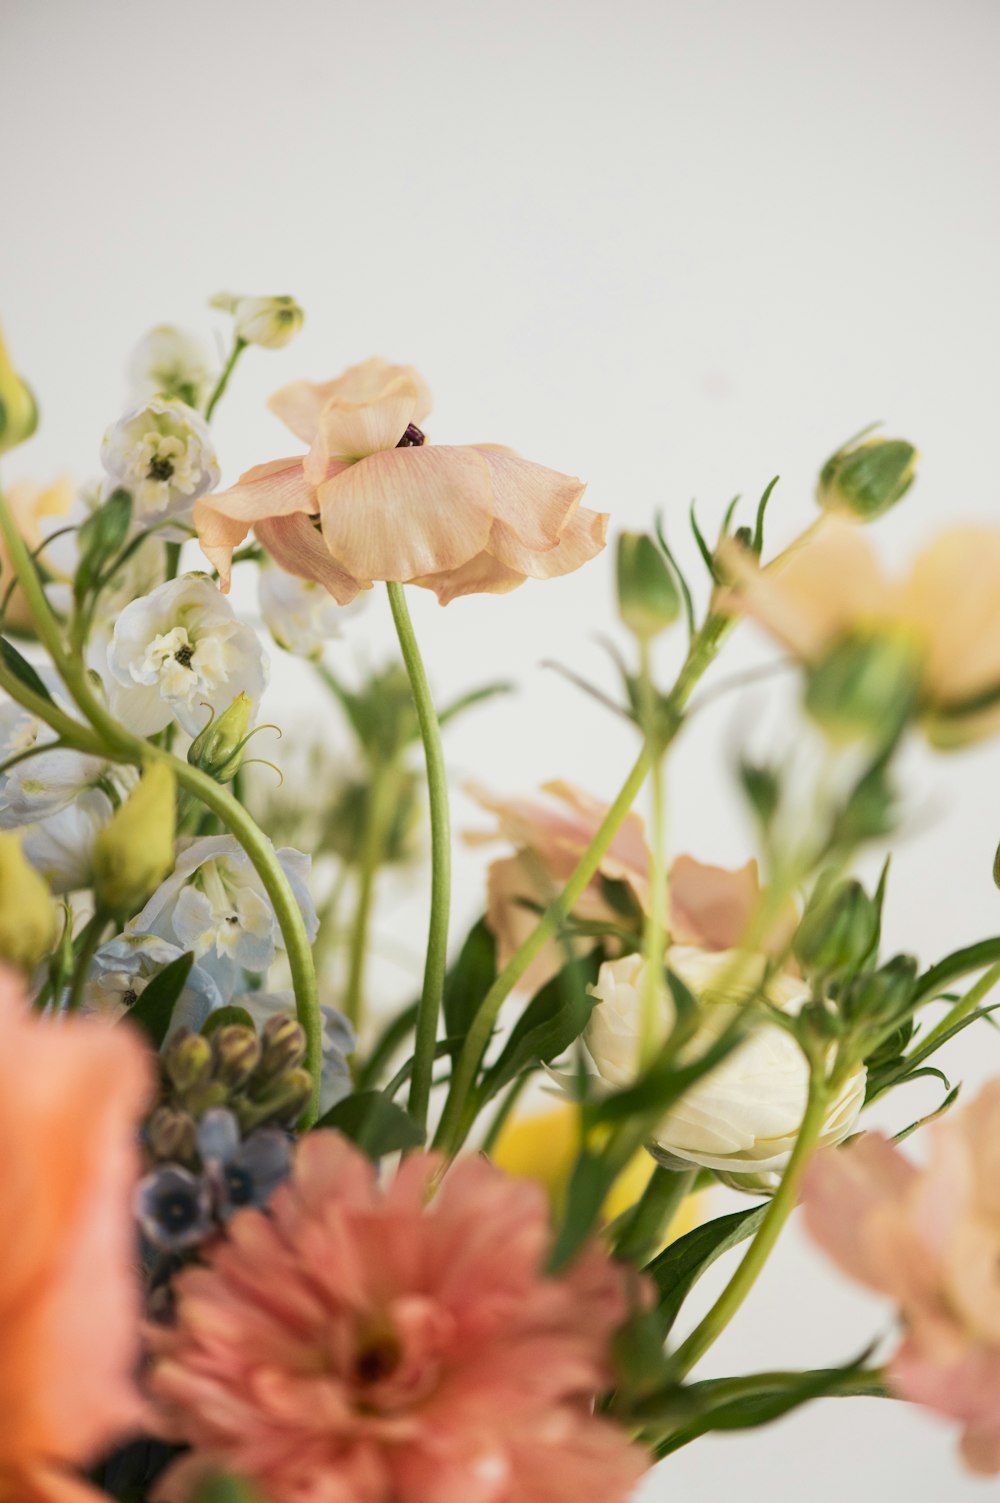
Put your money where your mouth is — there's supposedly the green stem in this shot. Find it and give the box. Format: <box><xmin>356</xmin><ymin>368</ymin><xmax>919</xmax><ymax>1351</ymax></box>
<box><xmin>65</xmin><ymin>910</ymin><xmax>108</xmax><ymax>1012</ymax></box>
<box><xmin>905</xmin><ymin>960</ymin><xmax>1000</xmax><ymax>1067</ymax></box>
<box><xmin>385</xmin><ymin>582</ymin><xmax>451</xmax><ymax>1132</ymax></box>
<box><xmin>342</xmin><ymin>761</ymin><xmax>397</xmax><ymax>1034</ymax></box>
<box><xmin>638</xmin><ymin>639</ymin><xmax>668</xmax><ymax>1065</ymax></box>
<box><xmin>480</xmin><ymin>1071</ymin><xmax>533</xmax><ymax>1155</ymax></box>
<box><xmin>204</xmin><ymin>337</ymin><xmax>247</xmax><ymax>422</ymax></box>
<box><xmin>613</xmin><ymin>1166</ymin><xmax>696</xmax><ymax>1265</ymax></box>
<box><xmin>670</xmin><ymin>1074</ymin><xmax>830</xmax><ymax>1377</ymax></box>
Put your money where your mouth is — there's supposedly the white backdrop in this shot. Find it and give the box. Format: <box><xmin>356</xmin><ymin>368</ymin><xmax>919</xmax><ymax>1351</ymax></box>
<box><xmin>4</xmin><ymin>0</ymin><xmax>1000</xmax><ymax>1497</ymax></box>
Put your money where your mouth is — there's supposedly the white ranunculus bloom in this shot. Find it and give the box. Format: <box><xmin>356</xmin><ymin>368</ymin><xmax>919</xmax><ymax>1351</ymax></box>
<box><xmin>210</xmin><ymin>291</ymin><xmax>304</xmax><ymax>349</ymax></box>
<box><xmin>107</xmin><ymin>574</ymin><xmax>268</xmax><ymax>737</ymax></box>
<box><xmin>128</xmin><ymin>834</ymin><xmax>318</xmax><ymax>999</ymax></box>
<box><xmin>580</xmin><ymin>947</ymin><xmax>866</xmax><ymax>1176</ymax></box>
<box><xmin>258</xmin><ymin>562</ymin><xmax>343</xmax><ymax>659</ymax></box>
<box><xmin>100</xmin><ymin>397</ymin><xmax>220</xmax><ymax>528</ymax></box>
<box><xmin>81</xmin><ymin>931</ymin><xmax>223</xmax><ymax>1040</ymax></box>
<box><xmin>126</xmin><ymin>325</ymin><xmax>218</xmax><ymax>409</ymax></box>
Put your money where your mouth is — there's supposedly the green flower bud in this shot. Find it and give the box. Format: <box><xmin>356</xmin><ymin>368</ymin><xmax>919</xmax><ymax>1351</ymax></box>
<box><xmin>188</xmin><ymin>693</ymin><xmax>254</xmax><ymax>783</ymax></box>
<box><xmin>211</xmin><ymin>1024</ymin><xmax>262</xmax><ymax>1089</ymax></box>
<box><xmin>804</xmin><ymin>630</ymin><xmax>921</xmax><ymax>746</ymax></box>
<box><xmin>0</xmin><ymin>832</ymin><xmax>56</xmax><ymax>970</ymax></box>
<box><xmin>146</xmin><ymin>1105</ymin><xmax>198</xmax><ymax>1163</ymax></box>
<box><xmin>210</xmin><ymin>292</ymin><xmax>305</xmax><ymax>350</ymax></box>
<box><xmin>235</xmin><ymin>1067</ymin><xmax>311</xmax><ymax>1132</ymax></box>
<box><xmin>93</xmin><ymin>762</ymin><xmax>177</xmax><ymax>912</ymax></box>
<box><xmin>839</xmin><ymin>954</ymin><xmax>918</xmax><ymax>1030</ymax></box>
<box><xmin>258</xmin><ymin>1014</ymin><xmax>307</xmax><ymax>1080</ymax></box>
<box><xmin>183</xmin><ymin>1079</ymin><xmax>232</xmax><ymax>1117</ymax></box>
<box><xmin>793</xmin><ymin>879</ymin><xmax>880</xmax><ymax>981</ymax></box>
<box><xmin>616</xmin><ymin>533</ymin><xmax>680</xmax><ymax>640</ymax></box>
<box><xmin>0</xmin><ymin>322</ymin><xmax>39</xmax><ymax>456</ymax></box>
<box><xmin>817</xmin><ymin>433</ymin><xmax>917</xmax><ymax>521</ymax></box>
<box><xmin>164</xmin><ymin>1029</ymin><xmax>214</xmax><ymax>1093</ymax></box>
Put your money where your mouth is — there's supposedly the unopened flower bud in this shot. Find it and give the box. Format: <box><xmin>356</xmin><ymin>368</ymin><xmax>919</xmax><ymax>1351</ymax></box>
<box><xmin>127</xmin><ymin>324</ymin><xmax>217</xmax><ymax>409</ymax></box>
<box><xmin>212</xmin><ymin>1025</ymin><xmax>262</xmax><ymax>1089</ymax></box>
<box><xmin>0</xmin><ymin>833</ymin><xmax>56</xmax><ymax>970</ymax></box>
<box><xmin>805</xmin><ymin>630</ymin><xmax>921</xmax><ymax>746</ymax></box>
<box><xmin>0</xmin><ymin>322</ymin><xmax>39</xmax><ymax>456</ymax></box>
<box><xmin>236</xmin><ymin>1068</ymin><xmax>312</xmax><ymax>1132</ymax></box>
<box><xmin>93</xmin><ymin>762</ymin><xmax>176</xmax><ymax>913</ymax></box>
<box><xmin>817</xmin><ymin>433</ymin><xmax>917</xmax><ymax>521</ymax></box>
<box><xmin>164</xmin><ymin>1029</ymin><xmax>214</xmax><ymax>1093</ymax></box>
<box><xmin>793</xmin><ymin>879</ymin><xmax>880</xmax><ymax>981</ymax></box>
<box><xmin>210</xmin><ymin>292</ymin><xmax>305</xmax><ymax>350</ymax></box>
<box><xmin>183</xmin><ymin>1079</ymin><xmax>232</xmax><ymax>1117</ymax></box>
<box><xmin>616</xmin><ymin>533</ymin><xmax>680</xmax><ymax>640</ymax></box>
<box><xmin>258</xmin><ymin>1014</ymin><xmax>307</xmax><ymax>1079</ymax></box>
<box><xmin>188</xmin><ymin>693</ymin><xmax>254</xmax><ymax>783</ymax></box>
<box><xmin>146</xmin><ymin>1105</ymin><xmax>198</xmax><ymax>1163</ymax></box>
<box><xmin>839</xmin><ymin>954</ymin><xmax>917</xmax><ymax>1030</ymax></box>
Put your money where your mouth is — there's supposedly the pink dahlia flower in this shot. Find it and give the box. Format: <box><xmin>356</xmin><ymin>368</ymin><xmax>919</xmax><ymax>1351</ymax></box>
<box><xmin>804</xmin><ymin>1084</ymin><xmax>1000</xmax><ymax>1474</ymax></box>
<box><xmin>148</xmin><ymin>1132</ymin><xmax>647</xmax><ymax>1503</ymax></box>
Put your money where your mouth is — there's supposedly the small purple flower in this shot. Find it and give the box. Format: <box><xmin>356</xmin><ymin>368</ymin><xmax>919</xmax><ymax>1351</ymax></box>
<box><xmin>135</xmin><ymin>1165</ymin><xmax>213</xmax><ymax>1251</ymax></box>
<box><xmin>197</xmin><ymin>1107</ymin><xmax>292</xmax><ymax>1219</ymax></box>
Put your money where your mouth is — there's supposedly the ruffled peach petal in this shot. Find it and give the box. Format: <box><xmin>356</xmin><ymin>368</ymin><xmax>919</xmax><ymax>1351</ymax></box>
<box><xmin>803</xmin><ymin>1133</ymin><xmax>921</xmax><ymax>1293</ymax></box>
<box><xmin>192</xmin><ymin>501</ymin><xmax>250</xmax><ymax>590</ymax></box>
<box><xmin>255</xmin><ymin>514</ymin><xmax>368</xmax><ymax>606</ymax></box>
<box><xmin>200</xmin><ymin>458</ymin><xmax>322</xmax><ymax>523</ymax></box>
<box><xmin>488</xmin><ymin>506</ymin><xmax>608</xmax><ymax>580</ymax></box>
<box><xmin>413</xmin><ymin>551</ymin><xmax>527</xmax><ymax>605</ymax></box>
<box><xmin>305</xmin><ymin>380</ymin><xmax>418</xmax><ymax>478</ymax></box>
<box><xmin>318</xmin><ymin>446</ymin><xmax>495</xmax><ymax>582</ymax></box>
<box><xmin>899</xmin><ymin>527</ymin><xmax>1000</xmax><ymax>706</ymax></box>
<box><xmin>539</xmin><ymin>781</ymin><xmax>650</xmax><ymax>900</ymax></box>
<box><xmin>270</xmin><ymin>358</ymin><xmax>433</xmax><ymax>444</ymax></box>
<box><xmin>717</xmin><ymin>519</ymin><xmax>891</xmax><ymax>661</ymax></box>
<box><xmin>472</xmin><ymin>446</ymin><xmax>586</xmax><ymax>551</ymax></box>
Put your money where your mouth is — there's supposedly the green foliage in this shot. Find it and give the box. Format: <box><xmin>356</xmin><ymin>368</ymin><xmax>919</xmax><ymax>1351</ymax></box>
<box><xmin>479</xmin><ymin>949</ymin><xmax>604</xmax><ymax>1104</ymax></box>
<box><xmin>646</xmin><ymin>1203</ymin><xmax>767</xmax><ymax>1335</ymax></box>
<box><xmin>316</xmin><ymin>1089</ymin><xmax>425</xmax><ymax>1158</ymax></box>
<box><xmin>126</xmin><ymin>952</ymin><xmax>195</xmax><ymax>1049</ymax></box>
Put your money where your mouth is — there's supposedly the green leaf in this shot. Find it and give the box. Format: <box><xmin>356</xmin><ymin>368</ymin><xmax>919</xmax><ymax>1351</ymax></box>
<box><xmin>355</xmin><ymin>999</ymin><xmax>419</xmax><ymax>1089</ymax></box>
<box><xmin>126</xmin><ymin>952</ymin><xmax>195</xmax><ymax>1049</ymax></box>
<box><xmin>201</xmin><ymin>1005</ymin><xmax>256</xmax><ymax>1037</ymax></box>
<box><xmin>315</xmin><ymin>1089</ymin><xmax>424</xmax><ymax>1157</ymax></box>
<box><xmin>442</xmin><ymin>917</ymin><xmax>497</xmax><ymax>1057</ymax></box>
<box><xmin>438</xmin><ymin>680</ymin><xmax>515</xmax><ymax>725</ymax></box>
<box><xmin>0</xmin><ymin>635</ymin><xmax>54</xmax><ymax>703</ymax></box>
<box><xmin>75</xmin><ymin>487</ymin><xmax>133</xmax><ymax>601</ymax></box>
<box><xmin>479</xmin><ymin>950</ymin><xmax>604</xmax><ymax>1104</ymax></box>
<box><xmin>548</xmin><ymin>1146</ymin><xmax>612</xmax><ymax>1271</ymax></box>
<box><xmin>646</xmin><ymin>1202</ymin><xmax>768</xmax><ymax>1334</ymax></box>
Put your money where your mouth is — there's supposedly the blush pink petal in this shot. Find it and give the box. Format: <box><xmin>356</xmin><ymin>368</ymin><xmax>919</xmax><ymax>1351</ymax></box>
<box><xmin>472</xmin><ymin>446</ymin><xmax>586</xmax><ymax>552</ymax></box>
<box><xmin>306</xmin><ymin>378</ymin><xmax>420</xmax><ymax>474</ymax></box>
<box><xmin>803</xmin><ymin>1133</ymin><xmax>924</xmax><ymax>1294</ymax></box>
<box><xmin>318</xmin><ymin>445</ymin><xmax>496</xmax><ymax>582</ymax></box>
<box><xmin>669</xmin><ymin>854</ymin><xmax>797</xmax><ymax>955</ymax></box>
<box><xmin>489</xmin><ymin>506</ymin><xmax>608</xmax><ymax>580</ymax></box>
<box><xmin>194</xmin><ymin>456</ymin><xmax>335</xmax><ymax>590</ymax></box>
<box><xmin>255</xmin><ymin>514</ymin><xmax>369</xmax><ymax>606</ymax></box>
<box><xmin>270</xmin><ymin>358</ymin><xmax>434</xmax><ymax>445</ymax></box>
<box><xmin>414</xmin><ymin>551</ymin><xmax>528</xmax><ymax>604</ymax></box>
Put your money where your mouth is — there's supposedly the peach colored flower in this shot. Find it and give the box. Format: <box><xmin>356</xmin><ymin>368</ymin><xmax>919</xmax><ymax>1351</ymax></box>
<box><xmin>1</xmin><ymin>476</ymin><xmax>73</xmax><ymax>633</ymax></box>
<box><xmin>803</xmin><ymin>1083</ymin><xmax>1000</xmax><ymax>1474</ymax></box>
<box><xmin>193</xmin><ymin>357</ymin><xmax>607</xmax><ymax>605</ymax></box>
<box><xmin>719</xmin><ymin>518</ymin><xmax>1000</xmax><ymax>744</ymax></box>
<box><xmin>0</xmin><ymin>966</ymin><xmax>151</xmax><ymax>1503</ymax></box>
<box><xmin>147</xmin><ymin>1131</ymin><xmax>647</xmax><ymax>1503</ymax></box>
<box><xmin>468</xmin><ymin>779</ymin><xmax>795</xmax><ymax>991</ymax></box>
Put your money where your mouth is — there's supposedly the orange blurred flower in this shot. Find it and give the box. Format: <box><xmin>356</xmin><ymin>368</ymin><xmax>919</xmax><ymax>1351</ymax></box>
<box><xmin>194</xmin><ymin>357</ymin><xmax>607</xmax><ymax>605</ymax></box>
<box><xmin>1</xmin><ymin>476</ymin><xmax>73</xmax><ymax>633</ymax></box>
<box><xmin>0</xmin><ymin>967</ymin><xmax>151</xmax><ymax>1502</ymax></box>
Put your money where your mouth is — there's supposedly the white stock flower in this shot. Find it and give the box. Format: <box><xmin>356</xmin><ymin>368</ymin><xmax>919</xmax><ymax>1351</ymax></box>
<box><xmin>258</xmin><ymin>562</ymin><xmax>343</xmax><ymax>659</ymax></box>
<box><xmin>126</xmin><ymin>325</ymin><xmax>218</xmax><ymax>409</ymax></box>
<box><xmin>0</xmin><ymin>747</ymin><xmax>122</xmax><ymax>828</ymax></box>
<box><xmin>22</xmin><ymin>787</ymin><xmax>115</xmax><ymax>893</ymax></box>
<box><xmin>579</xmin><ymin>947</ymin><xmax>866</xmax><ymax>1177</ymax></box>
<box><xmin>107</xmin><ymin>574</ymin><xmax>268</xmax><ymax>737</ymax></box>
<box><xmin>210</xmin><ymin>291</ymin><xmax>304</xmax><ymax>349</ymax></box>
<box><xmin>127</xmin><ymin>834</ymin><xmax>318</xmax><ymax>998</ymax></box>
<box><xmin>82</xmin><ymin>931</ymin><xmax>223</xmax><ymax>1039</ymax></box>
<box><xmin>100</xmin><ymin>397</ymin><xmax>220</xmax><ymax>527</ymax></box>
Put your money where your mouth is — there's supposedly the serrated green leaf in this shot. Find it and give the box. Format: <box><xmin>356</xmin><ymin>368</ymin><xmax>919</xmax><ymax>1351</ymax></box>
<box><xmin>126</xmin><ymin>952</ymin><xmax>195</xmax><ymax>1049</ymax></box>
<box><xmin>316</xmin><ymin>1089</ymin><xmax>424</xmax><ymax>1157</ymax></box>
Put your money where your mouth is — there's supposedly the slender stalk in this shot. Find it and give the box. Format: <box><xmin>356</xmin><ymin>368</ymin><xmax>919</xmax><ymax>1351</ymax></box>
<box><xmin>638</xmin><ymin>639</ymin><xmax>668</xmax><ymax>1065</ymax></box>
<box><xmin>385</xmin><ymin>582</ymin><xmax>451</xmax><ymax>1132</ymax></box>
<box><xmin>204</xmin><ymin>337</ymin><xmax>247</xmax><ymax>422</ymax></box>
<box><xmin>342</xmin><ymin>761</ymin><xmax>397</xmax><ymax>1034</ymax></box>
<box><xmin>904</xmin><ymin>960</ymin><xmax>1000</xmax><ymax>1066</ymax></box>
<box><xmin>65</xmin><ymin>910</ymin><xmax>108</xmax><ymax>1012</ymax></box>
<box><xmin>480</xmin><ymin>1071</ymin><xmax>533</xmax><ymax>1155</ymax></box>
<box><xmin>613</xmin><ymin>1166</ymin><xmax>696</xmax><ymax>1265</ymax></box>
<box><xmin>670</xmin><ymin>1074</ymin><xmax>830</xmax><ymax>1377</ymax></box>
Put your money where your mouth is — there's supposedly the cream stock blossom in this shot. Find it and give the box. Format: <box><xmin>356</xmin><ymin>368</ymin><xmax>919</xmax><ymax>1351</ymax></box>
<box><xmin>193</xmin><ymin>356</ymin><xmax>607</xmax><ymax>603</ymax></box>
<box><xmin>101</xmin><ymin>398</ymin><xmax>220</xmax><ymax>528</ymax></box>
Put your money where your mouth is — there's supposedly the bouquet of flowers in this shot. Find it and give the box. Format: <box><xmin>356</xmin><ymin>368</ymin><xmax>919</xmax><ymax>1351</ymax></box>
<box><xmin>3</xmin><ymin>293</ymin><xmax>1000</xmax><ymax>1503</ymax></box>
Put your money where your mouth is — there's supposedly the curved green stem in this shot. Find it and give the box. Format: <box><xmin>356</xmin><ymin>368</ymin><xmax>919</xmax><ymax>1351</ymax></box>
<box><xmin>65</xmin><ymin>910</ymin><xmax>109</xmax><ymax>1012</ymax></box>
<box><xmin>204</xmin><ymin>337</ymin><xmax>247</xmax><ymax>422</ymax></box>
<box><xmin>670</xmin><ymin>1074</ymin><xmax>830</xmax><ymax>1377</ymax></box>
<box><xmin>638</xmin><ymin>639</ymin><xmax>668</xmax><ymax>1065</ymax></box>
<box><xmin>342</xmin><ymin>761</ymin><xmax>397</xmax><ymax>1034</ymax></box>
<box><xmin>386</xmin><ymin>582</ymin><xmax>451</xmax><ymax>1132</ymax></box>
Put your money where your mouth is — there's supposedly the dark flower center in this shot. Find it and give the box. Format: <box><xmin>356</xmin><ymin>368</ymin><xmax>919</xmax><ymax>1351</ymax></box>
<box><xmin>155</xmin><ymin>1188</ymin><xmax>201</xmax><ymax>1231</ymax></box>
<box><xmin>224</xmin><ymin>1164</ymin><xmax>254</xmax><ymax>1206</ymax></box>
<box><xmin>148</xmin><ymin>455</ymin><xmax>175</xmax><ymax>482</ymax></box>
<box><xmin>396</xmin><ymin>424</ymin><xmax>425</xmax><ymax>448</ymax></box>
<box><xmin>174</xmin><ymin>644</ymin><xmax>194</xmax><ymax>667</ymax></box>
<box><xmin>353</xmin><ymin>1331</ymin><xmax>402</xmax><ymax>1386</ymax></box>
<box><xmin>121</xmin><ymin>988</ymin><xmax>139</xmax><ymax>1009</ymax></box>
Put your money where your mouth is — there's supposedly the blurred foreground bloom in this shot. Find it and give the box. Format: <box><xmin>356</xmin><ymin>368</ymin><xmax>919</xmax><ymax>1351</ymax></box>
<box><xmin>804</xmin><ymin>1084</ymin><xmax>1000</xmax><ymax>1475</ymax></box>
<box><xmin>570</xmin><ymin>947</ymin><xmax>865</xmax><ymax>1178</ymax></box>
<box><xmin>0</xmin><ymin>966</ymin><xmax>150</xmax><ymax>1502</ymax></box>
<box><xmin>0</xmin><ymin>475</ymin><xmax>73</xmax><ymax>632</ymax></box>
<box><xmin>148</xmin><ymin>1132</ymin><xmax>646</xmax><ymax>1503</ymax></box>
<box><xmin>194</xmin><ymin>356</ymin><xmax>606</xmax><ymax>603</ymax></box>
<box><xmin>470</xmin><ymin>780</ymin><xmax>795</xmax><ymax>991</ymax></box>
<box><xmin>720</xmin><ymin>518</ymin><xmax>1000</xmax><ymax>746</ymax></box>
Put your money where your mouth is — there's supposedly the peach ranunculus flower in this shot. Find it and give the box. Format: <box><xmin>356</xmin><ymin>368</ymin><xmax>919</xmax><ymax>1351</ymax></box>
<box><xmin>803</xmin><ymin>1084</ymin><xmax>1000</xmax><ymax>1475</ymax></box>
<box><xmin>193</xmin><ymin>357</ymin><xmax>607</xmax><ymax>605</ymax></box>
<box><xmin>467</xmin><ymin>779</ymin><xmax>795</xmax><ymax>992</ymax></box>
<box><xmin>0</xmin><ymin>965</ymin><xmax>151</xmax><ymax>1503</ymax></box>
<box><xmin>147</xmin><ymin>1131</ymin><xmax>647</xmax><ymax>1503</ymax></box>
<box><xmin>1</xmin><ymin>475</ymin><xmax>74</xmax><ymax>633</ymax></box>
<box><xmin>718</xmin><ymin>517</ymin><xmax>1000</xmax><ymax>745</ymax></box>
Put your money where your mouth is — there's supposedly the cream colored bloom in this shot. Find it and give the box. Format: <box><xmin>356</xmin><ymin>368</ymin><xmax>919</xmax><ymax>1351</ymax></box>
<box><xmin>720</xmin><ymin>518</ymin><xmax>1000</xmax><ymax>744</ymax></box>
<box><xmin>126</xmin><ymin>325</ymin><xmax>218</xmax><ymax>408</ymax></box>
<box><xmin>211</xmin><ymin>291</ymin><xmax>305</xmax><ymax>349</ymax></box>
<box><xmin>194</xmin><ymin>357</ymin><xmax>606</xmax><ymax>604</ymax></box>
<box><xmin>101</xmin><ymin>398</ymin><xmax>220</xmax><ymax>528</ymax></box>
<box><xmin>580</xmin><ymin>948</ymin><xmax>866</xmax><ymax>1176</ymax></box>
